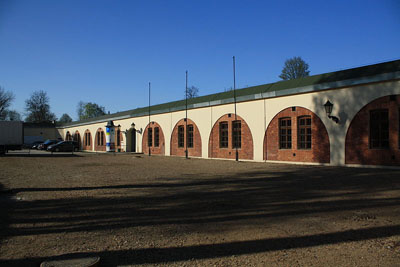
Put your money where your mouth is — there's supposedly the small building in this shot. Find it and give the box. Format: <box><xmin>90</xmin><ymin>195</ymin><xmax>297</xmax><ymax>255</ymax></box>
<box><xmin>24</xmin><ymin>122</ymin><xmax>62</xmax><ymax>144</ymax></box>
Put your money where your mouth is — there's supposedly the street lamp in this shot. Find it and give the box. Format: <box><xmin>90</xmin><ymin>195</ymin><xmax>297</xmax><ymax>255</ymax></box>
<box><xmin>128</xmin><ymin>122</ymin><xmax>142</xmax><ymax>134</ymax></box>
<box><xmin>324</xmin><ymin>100</ymin><xmax>340</xmax><ymax>124</ymax></box>
<box><xmin>233</xmin><ymin>56</ymin><xmax>238</xmax><ymax>161</ymax></box>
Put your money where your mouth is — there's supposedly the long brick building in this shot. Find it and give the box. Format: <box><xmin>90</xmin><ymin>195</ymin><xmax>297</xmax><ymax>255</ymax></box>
<box><xmin>57</xmin><ymin>60</ymin><xmax>400</xmax><ymax>167</ymax></box>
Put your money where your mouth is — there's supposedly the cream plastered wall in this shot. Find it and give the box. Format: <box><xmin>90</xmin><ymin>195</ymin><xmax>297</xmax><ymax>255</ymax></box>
<box><xmin>59</xmin><ymin>79</ymin><xmax>400</xmax><ymax>165</ymax></box>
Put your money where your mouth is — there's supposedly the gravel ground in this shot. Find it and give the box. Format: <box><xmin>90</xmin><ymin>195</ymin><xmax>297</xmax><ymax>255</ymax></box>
<box><xmin>0</xmin><ymin>151</ymin><xmax>400</xmax><ymax>266</ymax></box>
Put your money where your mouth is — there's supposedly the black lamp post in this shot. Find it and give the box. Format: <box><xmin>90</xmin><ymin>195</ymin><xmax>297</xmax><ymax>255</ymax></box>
<box><xmin>233</xmin><ymin>56</ymin><xmax>238</xmax><ymax>161</ymax></box>
<box><xmin>148</xmin><ymin>82</ymin><xmax>151</xmax><ymax>156</ymax></box>
<box><xmin>185</xmin><ymin>70</ymin><xmax>188</xmax><ymax>159</ymax></box>
<box><xmin>324</xmin><ymin>100</ymin><xmax>339</xmax><ymax>124</ymax></box>
<box><xmin>117</xmin><ymin>124</ymin><xmax>121</xmax><ymax>152</ymax></box>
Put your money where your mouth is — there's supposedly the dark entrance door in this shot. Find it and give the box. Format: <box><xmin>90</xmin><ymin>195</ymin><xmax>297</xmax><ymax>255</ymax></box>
<box><xmin>131</xmin><ymin>129</ymin><xmax>136</xmax><ymax>152</ymax></box>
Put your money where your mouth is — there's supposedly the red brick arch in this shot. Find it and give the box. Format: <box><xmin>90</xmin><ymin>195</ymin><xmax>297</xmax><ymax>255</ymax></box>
<box><xmin>264</xmin><ymin>106</ymin><xmax>330</xmax><ymax>163</ymax></box>
<box><xmin>83</xmin><ymin>129</ymin><xmax>93</xmax><ymax>151</ymax></box>
<box><xmin>170</xmin><ymin>118</ymin><xmax>202</xmax><ymax>157</ymax></box>
<box><xmin>208</xmin><ymin>113</ymin><xmax>253</xmax><ymax>160</ymax></box>
<box><xmin>115</xmin><ymin>128</ymin><xmax>124</xmax><ymax>152</ymax></box>
<box><xmin>345</xmin><ymin>95</ymin><xmax>400</xmax><ymax>166</ymax></box>
<box><xmin>142</xmin><ymin>122</ymin><xmax>165</xmax><ymax>155</ymax></box>
<box><xmin>95</xmin><ymin>128</ymin><xmax>106</xmax><ymax>151</ymax></box>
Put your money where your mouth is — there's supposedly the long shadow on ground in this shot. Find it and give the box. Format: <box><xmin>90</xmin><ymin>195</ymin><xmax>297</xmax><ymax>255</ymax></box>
<box><xmin>1</xmin><ymin>165</ymin><xmax>400</xmax><ymax>265</ymax></box>
<box><xmin>1</xmin><ymin>225</ymin><xmax>399</xmax><ymax>266</ymax></box>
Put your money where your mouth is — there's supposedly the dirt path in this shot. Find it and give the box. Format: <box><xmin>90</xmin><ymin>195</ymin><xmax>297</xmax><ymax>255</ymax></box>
<box><xmin>1</xmin><ymin>153</ymin><xmax>400</xmax><ymax>266</ymax></box>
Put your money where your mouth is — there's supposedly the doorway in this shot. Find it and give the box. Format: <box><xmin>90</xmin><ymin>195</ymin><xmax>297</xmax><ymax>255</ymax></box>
<box><xmin>131</xmin><ymin>129</ymin><xmax>136</xmax><ymax>152</ymax></box>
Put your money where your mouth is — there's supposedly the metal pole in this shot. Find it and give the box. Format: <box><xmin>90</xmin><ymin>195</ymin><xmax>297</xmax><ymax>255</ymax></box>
<box><xmin>148</xmin><ymin>82</ymin><xmax>151</xmax><ymax>156</ymax></box>
<box><xmin>233</xmin><ymin>56</ymin><xmax>238</xmax><ymax>161</ymax></box>
<box><xmin>185</xmin><ymin>70</ymin><xmax>188</xmax><ymax>159</ymax></box>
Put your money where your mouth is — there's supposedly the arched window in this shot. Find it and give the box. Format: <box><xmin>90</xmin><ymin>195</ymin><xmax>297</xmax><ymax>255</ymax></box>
<box><xmin>264</xmin><ymin>107</ymin><xmax>329</xmax><ymax>163</ymax></box>
<box><xmin>97</xmin><ymin>131</ymin><xmax>105</xmax><ymax>146</ymax></box>
<box><xmin>345</xmin><ymin>95</ymin><xmax>400</xmax><ymax>166</ymax></box>
<box><xmin>85</xmin><ymin>132</ymin><xmax>91</xmax><ymax>146</ymax></box>
<box><xmin>95</xmin><ymin>128</ymin><xmax>106</xmax><ymax>151</ymax></box>
<box><xmin>143</xmin><ymin>122</ymin><xmax>165</xmax><ymax>155</ymax></box>
<box><xmin>297</xmin><ymin>116</ymin><xmax>311</xmax><ymax>149</ymax></box>
<box><xmin>73</xmin><ymin>131</ymin><xmax>81</xmax><ymax>150</ymax></box>
<box><xmin>83</xmin><ymin>130</ymin><xmax>92</xmax><ymax>150</ymax></box>
<box><xmin>66</xmin><ymin>131</ymin><xmax>72</xmax><ymax>141</ymax></box>
<box><xmin>170</xmin><ymin>118</ymin><xmax>201</xmax><ymax>157</ymax></box>
<box><xmin>209</xmin><ymin>114</ymin><xmax>253</xmax><ymax>160</ymax></box>
<box><xmin>279</xmin><ymin>117</ymin><xmax>292</xmax><ymax>149</ymax></box>
<box><xmin>117</xmin><ymin>129</ymin><xmax>121</xmax><ymax>146</ymax></box>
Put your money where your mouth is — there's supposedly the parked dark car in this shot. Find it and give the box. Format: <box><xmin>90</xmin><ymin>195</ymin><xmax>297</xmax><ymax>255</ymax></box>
<box><xmin>47</xmin><ymin>141</ymin><xmax>79</xmax><ymax>152</ymax></box>
<box><xmin>38</xmin><ymin>139</ymin><xmax>58</xmax><ymax>150</ymax></box>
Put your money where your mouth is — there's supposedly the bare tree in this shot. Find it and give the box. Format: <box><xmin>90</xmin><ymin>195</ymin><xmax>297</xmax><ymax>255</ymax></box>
<box><xmin>279</xmin><ymin>56</ymin><xmax>310</xmax><ymax>80</ymax></box>
<box><xmin>185</xmin><ymin>86</ymin><xmax>199</xmax><ymax>99</ymax></box>
<box><xmin>25</xmin><ymin>90</ymin><xmax>56</xmax><ymax>122</ymax></box>
<box><xmin>0</xmin><ymin>86</ymin><xmax>15</xmax><ymax>120</ymax></box>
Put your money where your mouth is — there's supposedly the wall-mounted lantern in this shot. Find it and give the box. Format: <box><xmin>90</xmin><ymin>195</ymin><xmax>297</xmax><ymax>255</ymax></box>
<box><xmin>324</xmin><ymin>100</ymin><xmax>340</xmax><ymax>124</ymax></box>
<box><xmin>125</xmin><ymin>122</ymin><xmax>142</xmax><ymax>135</ymax></box>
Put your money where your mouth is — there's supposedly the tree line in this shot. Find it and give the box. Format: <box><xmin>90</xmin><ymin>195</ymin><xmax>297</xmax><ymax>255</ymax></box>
<box><xmin>0</xmin><ymin>88</ymin><xmax>107</xmax><ymax>123</ymax></box>
<box><xmin>0</xmin><ymin>56</ymin><xmax>309</xmax><ymax>123</ymax></box>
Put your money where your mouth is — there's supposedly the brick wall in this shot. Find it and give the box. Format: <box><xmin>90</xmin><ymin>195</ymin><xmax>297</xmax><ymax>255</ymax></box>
<box><xmin>142</xmin><ymin>121</ymin><xmax>165</xmax><ymax>155</ymax></box>
<box><xmin>345</xmin><ymin>95</ymin><xmax>400</xmax><ymax>166</ymax></box>
<box><xmin>208</xmin><ymin>114</ymin><xmax>253</xmax><ymax>160</ymax></box>
<box><xmin>94</xmin><ymin>128</ymin><xmax>106</xmax><ymax>152</ymax></box>
<box><xmin>170</xmin><ymin>118</ymin><xmax>202</xmax><ymax>157</ymax></box>
<box><xmin>264</xmin><ymin>107</ymin><xmax>330</xmax><ymax>163</ymax></box>
<box><xmin>82</xmin><ymin>129</ymin><xmax>93</xmax><ymax>151</ymax></box>
<box><xmin>115</xmin><ymin>128</ymin><xmax>124</xmax><ymax>152</ymax></box>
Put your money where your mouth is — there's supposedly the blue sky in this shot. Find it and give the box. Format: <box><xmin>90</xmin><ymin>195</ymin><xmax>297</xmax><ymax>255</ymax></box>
<box><xmin>1</xmin><ymin>0</ymin><xmax>399</xmax><ymax>120</ymax></box>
